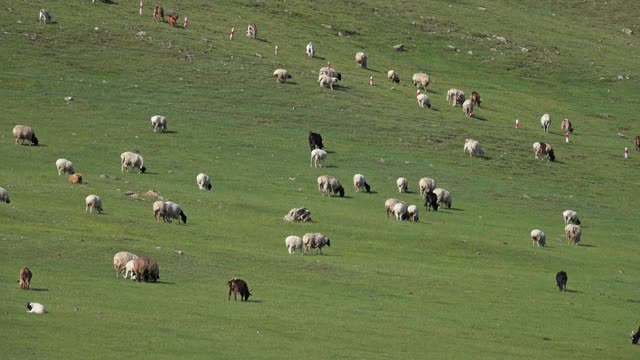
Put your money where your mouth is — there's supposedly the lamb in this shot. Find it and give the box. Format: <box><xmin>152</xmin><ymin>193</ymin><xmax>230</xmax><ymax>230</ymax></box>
<box><xmin>305</xmin><ymin>42</ymin><xmax>316</xmax><ymax>57</ymax></box>
<box><xmin>411</xmin><ymin>72</ymin><xmax>430</xmax><ymax>90</ymax></box>
<box><xmin>317</xmin><ymin>175</ymin><xmax>344</xmax><ymax>197</ymax></box>
<box><xmin>150</xmin><ymin>115</ymin><xmax>168</xmax><ymax>133</ymax></box>
<box><xmin>540</xmin><ymin>113</ymin><xmax>551</xmax><ymax>133</ymax></box>
<box><xmin>124</xmin><ymin>260</ymin><xmax>137</xmax><ymax>280</ymax></box>
<box><xmin>164</xmin><ymin>201</ymin><xmax>187</xmax><ymax>224</ymax></box>
<box><xmin>196</xmin><ymin>173</ymin><xmax>212</xmax><ymax>190</ymax></box>
<box><xmin>310</xmin><ymin>149</ymin><xmax>328</xmax><ymax>168</ymax></box>
<box><xmin>561</xmin><ymin>118</ymin><xmax>574</xmax><ymax>134</ymax></box>
<box><xmin>533</xmin><ymin>142</ymin><xmax>555</xmax><ymax>161</ymax></box>
<box><xmin>318</xmin><ymin>74</ymin><xmax>339</xmax><ymax>90</ymax></box>
<box><xmin>26</xmin><ymin>302</ymin><xmax>46</xmax><ymax>314</ymax></box>
<box><xmin>564</xmin><ymin>224</ymin><xmax>582</xmax><ymax>245</ymax></box>
<box><xmin>396</xmin><ymin>177</ymin><xmax>408</xmax><ymax>193</ymax></box>
<box><xmin>433</xmin><ymin>188</ymin><xmax>452</xmax><ymax>209</ymax></box>
<box><xmin>462</xmin><ymin>99</ymin><xmax>474</xmax><ymax>117</ymax></box>
<box><xmin>418</xmin><ymin>177</ymin><xmax>436</xmax><ymax>198</ymax></box>
<box><xmin>152</xmin><ymin>200</ymin><xmax>166</xmax><ymax>222</ymax></box>
<box><xmin>352</xmin><ymin>174</ymin><xmax>371</xmax><ymax>193</ymax></box>
<box><xmin>120</xmin><ymin>151</ymin><xmax>146</xmax><ymax>173</ymax></box>
<box><xmin>113</xmin><ymin>251</ymin><xmax>139</xmax><ymax>278</ymax></box>
<box><xmin>302</xmin><ymin>232</ymin><xmax>331</xmax><ymax>255</ymax></box>
<box><xmin>228</xmin><ymin>277</ymin><xmax>251</xmax><ymax>301</ymax></box>
<box><xmin>424</xmin><ymin>191</ymin><xmax>439</xmax><ymax>211</ymax></box>
<box><xmin>407</xmin><ymin>205</ymin><xmax>419</xmax><ymax>222</ymax></box>
<box><xmin>18</xmin><ymin>267</ymin><xmax>32</xmax><ymax>290</ymax></box>
<box><xmin>56</xmin><ymin>159</ymin><xmax>75</xmax><ymax>175</ymax></box>
<box><xmin>387</xmin><ymin>70</ymin><xmax>400</xmax><ymax>84</ymax></box>
<box><xmin>12</xmin><ymin>125</ymin><xmax>39</xmax><ymax>146</ymax></box>
<box><xmin>0</xmin><ymin>187</ymin><xmax>10</xmax><ymax>204</ymax></box>
<box><xmin>318</xmin><ymin>67</ymin><xmax>342</xmax><ymax>81</ymax></box>
<box><xmin>446</xmin><ymin>89</ymin><xmax>465</xmax><ymax>107</ymax></box>
<box><xmin>38</xmin><ymin>9</ymin><xmax>51</xmax><ymax>24</ymax></box>
<box><xmin>470</xmin><ymin>91</ymin><xmax>481</xmax><ymax>107</ymax></box>
<box><xmin>464</xmin><ymin>139</ymin><xmax>484</xmax><ymax>157</ymax></box>
<box><xmin>285</xmin><ymin>235</ymin><xmax>303</xmax><ymax>254</ymax></box>
<box><xmin>562</xmin><ymin>210</ymin><xmax>581</xmax><ymax>225</ymax></box>
<box><xmin>273</xmin><ymin>69</ymin><xmax>292</xmax><ymax>83</ymax></box>
<box><xmin>393</xmin><ymin>202</ymin><xmax>408</xmax><ymax>221</ymax></box>
<box><xmin>530</xmin><ymin>229</ymin><xmax>546</xmax><ymax>247</ymax></box>
<box><xmin>416</xmin><ymin>90</ymin><xmax>431</xmax><ymax>109</ymax></box>
<box><xmin>132</xmin><ymin>256</ymin><xmax>159</xmax><ymax>282</ymax></box>
<box><xmin>246</xmin><ymin>24</ymin><xmax>257</xmax><ymax>39</ymax></box>
<box><xmin>556</xmin><ymin>271</ymin><xmax>568</xmax><ymax>291</ymax></box>
<box><xmin>68</xmin><ymin>173</ymin><xmax>83</xmax><ymax>184</ymax></box>
<box><xmin>385</xmin><ymin>198</ymin><xmax>402</xmax><ymax>218</ymax></box>
<box><xmin>85</xmin><ymin>195</ymin><xmax>103</xmax><ymax>214</ymax></box>
<box><xmin>355</xmin><ymin>52</ymin><xmax>368</xmax><ymax>68</ymax></box>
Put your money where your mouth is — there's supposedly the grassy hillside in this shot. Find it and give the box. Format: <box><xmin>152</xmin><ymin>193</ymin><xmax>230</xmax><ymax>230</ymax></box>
<box><xmin>1</xmin><ymin>0</ymin><xmax>640</xmax><ymax>358</ymax></box>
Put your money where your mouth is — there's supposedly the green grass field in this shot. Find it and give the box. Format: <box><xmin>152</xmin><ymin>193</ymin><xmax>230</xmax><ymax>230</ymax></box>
<box><xmin>1</xmin><ymin>0</ymin><xmax>640</xmax><ymax>358</ymax></box>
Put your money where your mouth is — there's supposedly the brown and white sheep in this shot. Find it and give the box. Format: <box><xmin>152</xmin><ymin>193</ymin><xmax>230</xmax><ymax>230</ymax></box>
<box><xmin>564</xmin><ymin>224</ymin><xmax>582</xmax><ymax>245</ymax></box>
<box><xmin>132</xmin><ymin>256</ymin><xmax>159</xmax><ymax>282</ymax></box>
<box><xmin>18</xmin><ymin>267</ymin><xmax>32</xmax><ymax>290</ymax></box>
<box><xmin>228</xmin><ymin>277</ymin><xmax>251</xmax><ymax>301</ymax></box>
<box><xmin>560</xmin><ymin>118</ymin><xmax>574</xmax><ymax>134</ymax></box>
<box><xmin>273</xmin><ymin>69</ymin><xmax>292</xmax><ymax>83</ymax></box>
<box><xmin>113</xmin><ymin>251</ymin><xmax>139</xmax><ymax>278</ymax></box>
<box><xmin>470</xmin><ymin>91</ymin><xmax>481</xmax><ymax>107</ymax></box>
<box><xmin>318</xmin><ymin>74</ymin><xmax>339</xmax><ymax>90</ymax></box>
<box><xmin>69</xmin><ymin>173</ymin><xmax>83</xmax><ymax>184</ymax></box>
<box><xmin>533</xmin><ymin>142</ymin><xmax>555</xmax><ymax>161</ymax></box>
<box><xmin>530</xmin><ymin>229</ymin><xmax>546</xmax><ymax>247</ymax></box>
<box><xmin>12</xmin><ymin>125</ymin><xmax>39</xmax><ymax>146</ymax></box>
<box><xmin>412</xmin><ymin>72</ymin><xmax>430</xmax><ymax>90</ymax></box>
<box><xmin>317</xmin><ymin>175</ymin><xmax>344</xmax><ymax>197</ymax></box>
<box><xmin>246</xmin><ymin>24</ymin><xmax>257</xmax><ymax>39</ymax></box>
<box><xmin>302</xmin><ymin>232</ymin><xmax>331</xmax><ymax>255</ymax></box>
<box><xmin>120</xmin><ymin>151</ymin><xmax>146</xmax><ymax>173</ymax></box>
<box><xmin>446</xmin><ymin>89</ymin><xmax>465</xmax><ymax>107</ymax></box>
<box><xmin>355</xmin><ymin>52</ymin><xmax>368</xmax><ymax>68</ymax></box>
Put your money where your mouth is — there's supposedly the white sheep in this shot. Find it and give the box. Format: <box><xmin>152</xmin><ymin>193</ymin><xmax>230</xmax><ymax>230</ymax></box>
<box><xmin>317</xmin><ymin>175</ymin><xmax>345</xmax><ymax>197</ymax></box>
<box><xmin>150</xmin><ymin>115</ymin><xmax>168</xmax><ymax>133</ymax></box>
<box><xmin>355</xmin><ymin>52</ymin><xmax>368</xmax><ymax>68</ymax></box>
<box><xmin>12</xmin><ymin>125</ymin><xmax>39</xmax><ymax>146</ymax></box>
<box><xmin>564</xmin><ymin>224</ymin><xmax>582</xmax><ymax>245</ymax></box>
<box><xmin>530</xmin><ymin>229</ymin><xmax>546</xmax><ymax>247</ymax></box>
<box><xmin>464</xmin><ymin>139</ymin><xmax>484</xmax><ymax>157</ymax></box>
<box><xmin>433</xmin><ymin>188</ymin><xmax>452</xmax><ymax>209</ymax></box>
<box><xmin>0</xmin><ymin>187</ymin><xmax>10</xmax><ymax>204</ymax></box>
<box><xmin>113</xmin><ymin>251</ymin><xmax>139</xmax><ymax>278</ymax></box>
<box><xmin>411</xmin><ymin>72</ymin><xmax>430</xmax><ymax>90</ymax></box>
<box><xmin>38</xmin><ymin>9</ymin><xmax>51</xmax><ymax>24</ymax></box>
<box><xmin>419</xmin><ymin>177</ymin><xmax>436</xmax><ymax>198</ymax></box>
<box><xmin>562</xmin><ymin>210</ymin><xmax>581</xmax><ymax>225</ymax></box>
<box><xmin>462</xmin><ymin>99</ymin><xmax>474</xmax><ymax>117</ymax></box>
<box><xmin>285</xmin><ymin>235</ymin><xmax>303</xmax><ymax>254</ymax></box>
<box><xmin>152</xmin><ymin>200</ymin><xmax>166</xmax><ymax>222</ymax></box>
<box><xmin>446</xmin><ymin>89</ymin><xmax>465</xmax><ymax>107</ymax></box>
<box><xmin>385</xmin><ymin>198</ymin><xmax>402</xmax><ymax>218</ymax></box>
<box><xmin>55</xmin><ymin>159</ymin><xmax>75</xmax><ymax>175</ymax></box>
<box><xmin>396</xmin><ymin>177</ymin><xmax>408</xmax><ymax>193</ymax></box>
<box><xmin>305</xmin><ymin>42</ymin><xmax>316</xmax><ymax>57</ymax></box>
<box><xmin>407</xmin><ymin>205</ymin><xmax>419</xmax><ymax>222</ymax></box>
<box><xmin>124</xmin><ymin>259</ymin><xmax>137</xmax><ymax>280</ymax></box>
<box><xmin>120</xmin><ymin>151</ymin><xmax>146</xmax><ymax>173</ymax></box>
<box><xmin>26</xmin><ymin>302</ymin><xmax>47</xmax><ymax>314</ymax></box>
<box><xmin>246</xmin><ymin>23</ymin><xmax>257</xmax><ymax>39</ymax></box>
<box><xmin>352</xmin><ymin>174</ymin><xmax>371</xmax><ymax>193</ymax></box>
<box><xmin>85</xmin><ymin>195</ymin><xmax>103</xmax><ymax>214</ymax></box>
<box><xmin>318</xmin><ymin>67</ymin><xmax>341</xmax><ymax>81</ymax></box>
<box><xmin>318</xmin><ymin>74</ymin><xmax>339</xmax><ymax>90</ymax></box>
<box><xmin>310</xmin><ymin>149</ymin><xmax>327</xmax><ymax>168</ymax></box>
<box><xmin>273</xmin><ymin>69</ymin><xmax>292</xmax><ymax>83</ymax></box>
<box><xmin>196</xmin><ymin>173</ymin><xmax>212</xmax><ymax>191</ymax></box>
<box><xmin>541</xmin><ymin>113</ymin><xmax>551</xmax><ymax>133</ymax></box>
<box><xmin>393</xmin><ymin>202</ymin><xmax>408</xmax><ymax>221</ymax></box>
<box><xmin>387</xmin><ymin>70</ymin><xmax>399</xmax><ymax>83</ymax></box>
<box><xmin>302</xmin><ymin>232</ymin><xmax>331</xmax><ymax>255</ymax></box>
<box><xmin>164</xmin><ymin>201</ymin><xmax>187</xmax><ymax>224</ymax></box>
<box><xmin>416</xmin><ymin>90</ymin><xmax>431</xmax><ymax>109</ymax></box>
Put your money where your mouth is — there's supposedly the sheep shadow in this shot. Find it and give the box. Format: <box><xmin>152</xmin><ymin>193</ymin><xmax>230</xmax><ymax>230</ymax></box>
<box><xmin>563</xmin><ymin>289</ymin><xmax>580</xmax><ymax>293</ymax></box>
<box><xmin>255</xmin><ymin>38</ymin><xmax>269</xmax><ymax>43</ymax></box>
<box><xmin>279</xmin><ymin>81</ymin><xmax>299</xmax><ymax>85</ymax></box>
<box><xmin>363</xmin><ymin>68</ymin><xmax>382</xmax><ymax>74</ymax></box>
<box><xmin>29</xmin><ymin>288</ymin><xmax>49</xmax><ymax>292</ymax></box>
<box><xmin>578</xmin><ymin>244</ymin><xmax>595</xmax><ymax>248</ymax></box>
<box><xmin>447</xmin><ymin>207</ymin><xmax>464</xmax><ymax>211</ymax></box>
<box><xmin>313</xmin><ymin>56</ymin><xmax>326</xmax><ymax>61</ymax></box>
<box><xmin>150</xmin><ymin>281</ymin><xmax>175</xmax><ymax>285</ymax></box>
<box><xmin>163</xmin><ymin>130</ymin><xmax>178</xmax><ymax>134</ymax></box>
<box><xmin>472</xmin><ymin>115</ymin><xmax>488</xmax><ymax>121</ymax></box>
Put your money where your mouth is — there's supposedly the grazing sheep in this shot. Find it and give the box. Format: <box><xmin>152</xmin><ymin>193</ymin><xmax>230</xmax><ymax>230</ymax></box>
<box><xmin>631</xmin><ymin>326</ymin><xmax>640</xmax><ymax>344</ymax></box>
<box><xmin>396</xmin><ymin>177</ymin><xmax>408</xmax><ymax>193</ymax></box>
<box><xmin>56</xmin><ymin>159</ymin><xmax>75</xmax><ymax>175</ymax></box>
<box><xmin>302</xmin><ymin>232</ymin><xmax>331</xmax><ymax>255</ymax></box>
<box><xmin>85</xmin><ymin>195</ymin><xmax>103</xmax><ymax>214</ymax></box>
<box><xmin>407</xmin><ymin>205</ymin><xmax>419</xmax><ymax>222</ymax></box>
<box><xmin>562</xmin><ymin>210</ymin><xmax>581</xmax><ymax>225</ymax></box>
<box><xmin>310</xmin><ymin>149</ymin><xmax>328</xmax><ymax>168</ymax></box>
<box><xmin>18</xmin><ymin>267</ymin><xmax>32</xmax><ymax>290</ymax></box>
<box><xmin>12</xmin><ymin>125</ymin><xmax>39</xmax><ymax>146</ymax></box>
<box><xmin>393</xmin><ymin>202</ymin><xmax>408</xmax><ymax>221</ymax></box>
<box><xmin>306</xmin><ymin>42</ymin><xmax>316</xmax><ymax>57</ymax></box>
<box><xmin>68</xmin><ymin>173</ymin><xmax>83</xmax><ymax>184</ymax></box>
<box><xmin>385</xmin><ymin>198</ymin><xmax>402</xmax><ymax>218</ymax></box>
<box><xmin>120</xmin><ymin>151</ymin><xmax>146</xmax><ymax>173</ymax></box>
<box><xmin>561</xmin><ymin>118</ymin><xmax>574</xmax><ymax>134</ymax></box>
<box><xmin>462</xmin><ymin>99</ymin><xmax>474</xmax><ymax>117</ymax></box>
<box><xmin>167</xmin><ymin>14</ymin><xmax>178</xmax><ymax>27</ymax></box>
<box><xmin>164</xmin><ymin>201</ymin><xmax>187</xmax><ymax>224</ymax></box>
<box><xmin>285</xmin><ymin>235</ymin><xmax>303</xmax><ymax>254</ymax></box>
<box><xmin>318</xmin><ymin>67</ymin><xmax>342</xmax><ymax>81</ymax></box>
<box><xmin>132</xmin><ymin>256</ymin><xmax>159</xmax><ymax>282</ymax></box>
<box><xmin>541</xmin><ymin>113</ymin><xmax>551</xmax><ymax>133</ymax></box>
<box><xmin>556</xmin><ymin>271</ymin><xmax>568</xmax><ymax>291</ymax></box>
<box><xmin>355</xmin><ymin>52</ymin><xmax>368</xmax><ymax>68</ymax></box>
<box><xmin>38</xmin><ymin>9</ymin><xmax>51</xmax><ymax>24</ymax></box>
<box><xmin>635</xmin><ymin>136</ymin><xmax>640</xmax><ymax>152</ymax></box>
<box><xmin>352</xmin><ymin>174</ymin><xmax>371</xmax><ymax>193</ymax></box>
<box><xmin>419</xmin><ymin>177</ymin><xmax>436</xmax><ymax>198</ymax></box>
<box><xmin>564</xmin><ymin>224</ymin><xmax>582</xmax><ymax>245</ymax></box>
<box><xmin>464</xmin><ymin>139</ymin><xmax>484</xmax><ymax>157</ymax></box>
<box><xmin>317</xmin><ymin>175</ymin><xmax>344</xmax><ymax>197</ymax></box>
<box><xmin>273</xmin><ymin>69</ymin><xmax>292</xmax><ymax>83</ymax></box>
<box><xmin>412</xmin><ymin>72</ymin><xmax>430</xmax><ymax>90</ymax></box>
<box><xmin>318</xmin><ymin>74</ymin><xmax>339</xmax><ymax>90</ymax></box>
<box><xmin>387</xmin><ymin>70</ymin><xmax>400</xmax><ymax>83</ymax></box>
<box><xmin>530</xmin><ymin>229</ymin><xmax>546</xmax><ymax>247</ymax></box>
<box><xmin>153</xmin><ymin>5</ymin><xmax>164</xmax><ymax>21</ymax></box>
<box><xmin>152</xmin><ymin>200</ymin><xmax>166</xmax><ymax>222</ymax></box>
<box><xmin>470</xmin><ymin>91</ymin><xmax>481</xmax><ymax>107</ymax></box>
<box><xmin>0</xmin><ymin>187</ymin><xmax>10</xmax><ymax>204</ymax></box>
<box><xmin>124</xmin><ymin>260</ymin><xmax>137</xmax><ymax>280</ymax></box>
<box><xmin>246</xmin><ymin>24</ymin><xmax>257</xmax><ymax>39</ymax></box>
<box><xmin>150</xmin><ymin>115</ymin><xmax>168</xmax><ymax>133</ymax></box>
<box><xmin>433</xmin><ymin>188</ymin><xmax>452</xmax><ymax>209</ymax></box>
<box><xmin>26</xmin><ymin>302</ymin><xmax>46</xmax><ymax>314</ymax></box>
<box><xmin>228</xmin><ymin>277</ymin><xmax>251</xmax><ymax>301</ymax></box>
<box><xmin>424</xmin><ymin>191</ymin><xmax>439</xmax><ymax>211</ymax></box>
<box><xmin>113</xmin><ymin>251</ymin><xmax>139</xmax><ymax>278</ymax></box>
<box><xmin>196</xmin><ymin>173</ymin><xmax>212</xmax><ymax>191</ymax></box>
<box><xmin>416</xmin><ymin>90</ymin><xmax>431</xmax><ymax>109</ymax></box>
<box><xmin>308</xmin><ymin>131</ymin><xmax>324</xmax><ymax>151</ymax></box>
<box><xmin>446</xmin><ymin>89</ymin><xmax>465</xmax><ymax>107</ymax></box>
<box><xmin>533</xmin><ymin>142</ymin><xmax>555</xmax><ymax>161</ymax></box>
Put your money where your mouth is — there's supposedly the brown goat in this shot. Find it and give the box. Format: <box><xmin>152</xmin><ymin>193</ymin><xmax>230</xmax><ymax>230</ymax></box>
<box><xmin>635</xmin><ymin>136</ymin><xmax>640</xmax><ymax>152</ymax></box>
<box><xmin>471</xmin><ymin>91</ymin><xmax>481</xmax><ymax>107</ymax></box>
<box><xmin>69</xmin><ymin>173</ymin><xmax>83</xmax><ymax>184</ymax></box>
<box><xmin>153</xmin><ymin>5</ymin><xmax>164</xmax><ymax>21</ymax></box>
<box><xmin>18</xmin><ymin>267</ymin><xmax>32</xmax><ymax>290</ymax></box>
<box><xmin>132</xmin><ymin>257</ymin><xmax>159</xmax><ymax>282</ymax></box>
<box><xmin>227</xmin><ymin>278</ymin><xmax>251</xmax><ymax>301</ymax></box>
